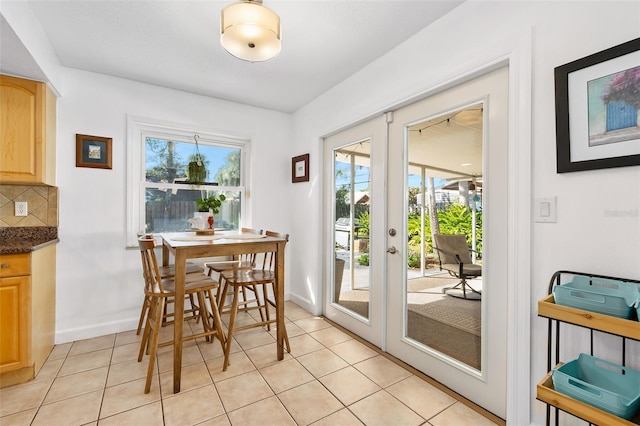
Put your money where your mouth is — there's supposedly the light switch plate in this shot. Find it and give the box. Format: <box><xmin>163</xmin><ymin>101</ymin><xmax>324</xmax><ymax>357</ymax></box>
<box><xmin>534</xmin><ymin>197</ymin><xmax>556</xmax><ymax>223</ymax></box>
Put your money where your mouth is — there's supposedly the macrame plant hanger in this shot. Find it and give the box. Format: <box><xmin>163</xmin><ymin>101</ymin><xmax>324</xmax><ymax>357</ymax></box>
<box><xmin>188</xmin><ymin>134</ymin><xmax>207</xmax><ymax>186</ymax></box>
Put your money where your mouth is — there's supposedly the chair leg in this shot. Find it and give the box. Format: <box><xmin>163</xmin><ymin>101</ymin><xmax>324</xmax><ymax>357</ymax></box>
<box><xmin>205</xmin><ymin>288</ymin><xmax>227</xmax><ymax>353</ymax></box>
<box><xmin>223</xmin><ymin>286</ymin><xmax>241</xmax><ymax>371</ymax></box>
<box><xmin>144</xmin><ymin>297</ymin><xmax>164</xmax><ymax>394</ymax></box>
<box><xmin>136</xmin><ymin>295</ymin><xmax>150</xmax><ymax>335</ymax></box>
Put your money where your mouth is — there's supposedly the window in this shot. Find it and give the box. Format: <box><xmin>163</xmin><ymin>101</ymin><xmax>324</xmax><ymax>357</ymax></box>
<box><xmin>127</xmin><ymin>117</ymin><xmax>249</xmax><ymax>246</ymax></box>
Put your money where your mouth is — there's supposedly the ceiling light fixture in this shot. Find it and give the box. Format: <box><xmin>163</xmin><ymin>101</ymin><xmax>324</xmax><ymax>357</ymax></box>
<box><xmin>220</xmin><ymin>0</ymin><xmax>281</xmax><ymax>62</ymax></box>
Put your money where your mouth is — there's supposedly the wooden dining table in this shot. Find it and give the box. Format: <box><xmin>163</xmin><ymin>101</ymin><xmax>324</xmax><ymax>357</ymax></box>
<box><xmin>159</xmin><ymin>230</ymin><xmax>288</xmax><ymax>394</ymax></box>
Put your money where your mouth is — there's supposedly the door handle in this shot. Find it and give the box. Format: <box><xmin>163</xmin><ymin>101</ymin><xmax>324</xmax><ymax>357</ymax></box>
<box><xmin>387</xmin><ymin>246</ymin><xmax>397</xmax><ymax>254</ymax></box>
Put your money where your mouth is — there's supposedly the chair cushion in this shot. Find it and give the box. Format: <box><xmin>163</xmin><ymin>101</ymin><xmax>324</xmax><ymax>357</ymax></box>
<box><xmin>441</xmin><ymin>263</ymin><xmax>482</xmax><ymax>277</ymax></box>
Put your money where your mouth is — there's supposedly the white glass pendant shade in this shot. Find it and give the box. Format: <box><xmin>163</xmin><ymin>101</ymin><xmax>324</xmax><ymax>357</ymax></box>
<box><xmin>221</xmin><ymin>0</ymin><xmax>281</xmax><ymax>62</ymax></box>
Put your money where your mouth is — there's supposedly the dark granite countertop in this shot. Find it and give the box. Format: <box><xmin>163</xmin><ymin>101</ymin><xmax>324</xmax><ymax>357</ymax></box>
<box><xmin>0</xmin><ymin>227</ymin><xmax>59</xmax><ymax>254</ymax></box>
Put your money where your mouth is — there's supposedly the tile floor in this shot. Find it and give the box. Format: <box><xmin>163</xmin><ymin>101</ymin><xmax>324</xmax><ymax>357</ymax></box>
<box><xmin>0</xmin><ymin>301</ymin><xmax>501</xmax><ymax>426</ymax></box>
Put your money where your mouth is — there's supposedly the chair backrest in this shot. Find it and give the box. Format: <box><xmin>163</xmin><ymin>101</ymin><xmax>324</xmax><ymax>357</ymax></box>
<box><xmin>433</xmin><ymin>234</ymin><xmax>473</xmax><ymax>264</ymax></box>
<box><xmin>241</xmin><ymin>227</ymin><xmax>263</xmax><ymax>235</ymax></box>
<box><xmin>138</xmin><ymin>236</ymin><xmax>165</xmax><ymax>294</ymax></box>
<box><xmin>258</xmin><ymin>231</ymin><xmax>289</xmax><ymax>271</ymax></box>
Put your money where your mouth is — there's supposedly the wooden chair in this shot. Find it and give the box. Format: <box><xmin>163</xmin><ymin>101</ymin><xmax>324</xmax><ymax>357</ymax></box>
<box><xmin>204</xmin><ymin>228</ymin><xmax>266</xmax><ymax>319</ymax></box>
<box><xmin>136</xmin><ymin>235</ymin><xmax>204</xmax><ymax>335</ymax></box>
<box><xmin>137</xmin><ymin>236</ymin><xmax>226</xmax><ymax>393</ymax></box>
<box><xmin>220</xmin><ymin>230</ymin><xmax>290</xmax><ymax>371</ymax></box>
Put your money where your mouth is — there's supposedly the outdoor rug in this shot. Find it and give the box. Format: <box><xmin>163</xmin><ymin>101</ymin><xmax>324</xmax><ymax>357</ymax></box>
<box><xmin>408</xmin><ymin>297</ymin><xmax>481</xmax><ymax>337</ymax></box>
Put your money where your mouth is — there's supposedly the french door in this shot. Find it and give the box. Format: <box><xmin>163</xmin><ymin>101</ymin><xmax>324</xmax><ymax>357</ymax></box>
<box><xmin>323</xmin><ymin>116</ymin><xmax>386</xmax><ymax>347</ymax></box>
<box><xmin>386</xmin><ymin>66</ymin><xmax>509</xmax><ymax>417</ymax></box>
<box><xmin>323</xmin><ymin>66</ymin><xmax>509</xmax><ymax>418</ymax></box>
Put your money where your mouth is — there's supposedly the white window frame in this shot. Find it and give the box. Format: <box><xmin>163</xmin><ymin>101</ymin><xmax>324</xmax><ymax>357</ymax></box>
<box><xmin>126</xmin><ymin>115</ymin><xmax>250</xmax><ymax>247</ymax></box>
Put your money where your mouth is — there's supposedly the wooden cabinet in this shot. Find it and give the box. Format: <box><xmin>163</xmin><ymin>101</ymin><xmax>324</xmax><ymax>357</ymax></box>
<box><xmin>0</xmin><ymin>75</ymin><xmax>56</xmax><ymax>185</ymax></box>
<box><xmin>537</xmin><ymin>272</ymin><xmax>640</xmax><ymax>426</ymax></box>
<box><xmin>0</xmin><ymin>246</ymin><xmax>56</xmax><ymax>387</ymax></box>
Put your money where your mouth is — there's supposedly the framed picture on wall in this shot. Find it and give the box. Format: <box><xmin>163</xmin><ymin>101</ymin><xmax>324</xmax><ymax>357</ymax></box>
<box><xmin>555</xmin><ymin>37</ymin><xmax>640</xmax><ymax>173</ymax></box>
<box><xmin>291</xmin><ymin>154</ymin><xmax>309</xmax><ymax>183</ymax></box>
<box><xmin>76</xmin><ymin>134</ymin><xmax>112</xmax><ymax>169</ymax></box>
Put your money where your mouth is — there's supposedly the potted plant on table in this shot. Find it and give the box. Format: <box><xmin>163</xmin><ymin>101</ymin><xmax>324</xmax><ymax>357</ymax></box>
<box><xmin>195</xmin><ymin>194</ymin><xmax>226</xmax><ymax>230</ymax></box>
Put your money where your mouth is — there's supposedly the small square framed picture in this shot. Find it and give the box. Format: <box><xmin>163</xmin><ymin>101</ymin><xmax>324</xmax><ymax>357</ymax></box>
<box><xmin>76</xmin><ymin>134</ymin><xmax>112</xmax><ymax>169</ymax></box>
<box><xmin>291</xmin><ymin>154</ymin><xmax>309</xmax><ymax>183</ymax></box>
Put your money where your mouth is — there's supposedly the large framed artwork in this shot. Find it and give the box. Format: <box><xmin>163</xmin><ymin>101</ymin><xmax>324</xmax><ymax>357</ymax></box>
<box><xmin>555</xmin><ymin>38</ymin><xmax>640</xmax><ymax>173</ymax></box>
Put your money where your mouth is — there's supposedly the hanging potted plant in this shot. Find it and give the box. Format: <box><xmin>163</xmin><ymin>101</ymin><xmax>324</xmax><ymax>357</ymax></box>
<box><xmin>187</xmin><ymin>135</ymin><xmax>207</xmax><ymax>186</ymax></box>
<box><xmin>195</xmin><ymin>194</ymin><xmax>226</xmax><ymax>230</ymax></box>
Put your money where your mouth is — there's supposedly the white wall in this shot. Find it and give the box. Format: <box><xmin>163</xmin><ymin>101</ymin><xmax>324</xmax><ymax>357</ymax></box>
<box><xmin>55</xmin><ymin>68</ymin><xmax>292</xmax><ymax>342</ymax></box>
<box><xmin>289</xmin><ymin>2</ymin><xmax>639</xmax><ymax>425</ymax></box>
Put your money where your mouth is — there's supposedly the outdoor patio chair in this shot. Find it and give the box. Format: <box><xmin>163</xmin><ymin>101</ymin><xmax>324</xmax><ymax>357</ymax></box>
<box><xmin>433</xmin><ymin>233</ymin><xmax>482</xmax><ymax>299</ymax></box>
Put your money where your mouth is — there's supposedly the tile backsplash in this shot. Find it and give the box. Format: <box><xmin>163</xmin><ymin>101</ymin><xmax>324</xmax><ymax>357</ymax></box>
<box><xmin>0</xmin><ymin>184</ymin><xmax>59</xmax><ymax>227</ymax></box>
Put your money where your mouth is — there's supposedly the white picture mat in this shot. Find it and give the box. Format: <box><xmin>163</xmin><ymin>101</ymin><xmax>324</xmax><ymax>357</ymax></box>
<box><xmin>568</xmin><ymin>50</ymin><xmax>640</xmax><ymax>162</ymax></box>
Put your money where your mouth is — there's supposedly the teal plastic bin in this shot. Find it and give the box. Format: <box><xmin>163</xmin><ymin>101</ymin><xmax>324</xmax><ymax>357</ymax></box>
<box><xmin>552</xmin><ymin>353</ymin><xmax>640</xmax><ymax>419</ymax></box>
<box><xmin>553</xmin><ymin>275</ymin><xmax>639</xmax><ymax>319</ymax></box>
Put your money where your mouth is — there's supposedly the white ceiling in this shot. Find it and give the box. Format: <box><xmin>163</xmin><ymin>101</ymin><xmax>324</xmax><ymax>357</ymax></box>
<box><xmin>1</xmin><ymin>1</ymin><xmax>463</xmax><ymax>113</ymax></box>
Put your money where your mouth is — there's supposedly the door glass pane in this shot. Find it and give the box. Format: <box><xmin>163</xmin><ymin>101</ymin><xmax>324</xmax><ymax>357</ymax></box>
<box><xmin>333</xmin><ymin>140</ymin><xmax>371</xmax><ymax>319</ymax></box>
<box><xmin>405</xmin><ymin>104</ymin><xmax>483</xmax><ymax>371</ymax></box>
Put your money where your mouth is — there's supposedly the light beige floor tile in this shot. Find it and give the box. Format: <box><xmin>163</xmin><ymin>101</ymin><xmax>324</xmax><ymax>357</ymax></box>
<box><xmin>233</xmin><ymin>329</ymin><xmax>276</xmax><ymax>350</ymax></box>
<box><xmin>157</xmin><ymin>343</ymin><xmax>204</xmax><ymax>373</ymax></box>
<box><xmin>349</xmin><ymin>390</ymin><xmax>424</xmax><ymax>426</ymax></box>
<box><xmin>310</xmin><ymin>408</ymin><xmax>364</xmax><ymax>426</ymax></box>
<box><xmin>329</xmin><ymin>339</ymin><xmax>378</xmax><ymax>365</ymax></box>
<box><xmin>287</xmin><ymin>333</ymin><xmax>325</xmax><ymax>358</ymax></box>
<box><xmin>268</xmin><ymin>319</ymin><xmax>307</xmax><ymax>340</ymax></box>
<box><xmin>227</xmin><ymin>395</ymin><xmax>296</xmax><ymax>426</ymax></box>
<box><xmin>428</xmin><ymin>401</ymin><xmax>498</xmax><ymax>426</ymax></box>
<box><xmin>206</xmin><ymin>351</ymin><xmax>256</xmax><ymax>382</ymax></box>
<box><xmin>259</xmin><ymin>358</ymin><xmax>314</xmax><ymax>394</ymax></box>
<box><xmin>199</xmin><ymin>336</ymin><xmax>240</xmax><ymax>361</ymax></box>
<box><xmin>106</xmin><ymin>358</ymin><xmax>150</xmax><ymax>387</ymax></box>
<box><xmin>43</xmin><ymin>366</ymin><xmax>108</xmax><ymax>404</ymax></box>
<box><xmin>319</xmin><ymin>366</ymin><xmax>381</xmax><ymax>405</ymax></box>
<box><xmin>46</xmin><ymin>342</ymin><xmax>72</xmax><ymax>361</ymax></box>
<box><xmin>30</xmin><ymin>357</ymin><xmax>64</xmax><ymax>384</ymax></box>
<box><xmin>386</xmin><ymin>375</ymin><xmax>456</xmax><ymax>420</ymax></box>
<box><xmin>277</xmin><ymin>380</ymin><xmax>343</xmax><ymax>425</ymax></box>
<box><xmin>32</xmin><ymin>390</ymin><xmax>102</xmax><ymax>426</ymax></box>
<box><xmin>244</xmin><ymin>343</ymin><xmax>293</xmax><ymax>369</ymax></box>
<box><xmin>98</xmin><ymin>401</ymin><xmax>164</xmax><ymax>426</ymax></box>
<box><xmin>111</xmin><ymin>341</ymin><xmax>143</xmax><ymax>364</ymax></box>
<box><xmin>160</xmin><ymin>362</ymin><xmax>212</xmax><ymax>398</ymax></box>
<box><xmin>114</xmin><ymin>329</ymin><xmax>143</xmax><ymax>347</ymax></box>
<box><xmin>284</xmin><ymin>301</ymin><xmax>314</xmax><ymax>321</ymax></box>
<box><xmin>58</xmin><ymin>348</ymin><xmax>112</xmax><ymax>377</ymax></box>
<box><xmin>0</xmin><ymin>380</ymin><xmax>51</xmax><ymax>417</ymax></box>
<box><xmin>0</xmin><ymin>408</ymin><xmax>37</xmax><ymax>426</ymax></box>
<box><xmin>163</xmin><ymin>384</ymin><xmax>225</xmax><ymax>426</ymax></box>
<box><xmin>297</xmin><ymin>348</ymin><xmax>349</xmax><ymax>378</ymax></box>
<box><xmin>214</xmin><ymin>370</ymin><xmax>274</xmax><ymax>412</ymax></box>
<box><xmin>68</xmin><ymin>334</ymin><xmax>115</xmax><ymax>356</ymax></box>
<box><xmin>198</xmin><ymin>414</ymin><xmax>231</xmax><ymax>426</ymax></box>
<box><xmin>353</xmin><ymin>355</ymin><xmax>412</xmax><ymax>388</ymax></box>
<box><xmin>309</xmin><ymin>327</ymin><xmax>352</xmax><ymax>347</ymax></box>
<box><xmin>100</xmin><ymin>376</ymin><xmax>160</xmax><ymax>419</ymax></box>
<box><xmin>293</xmin><ymin>316</ymin><xmax>332</xmax><ymax>333</ymax></box>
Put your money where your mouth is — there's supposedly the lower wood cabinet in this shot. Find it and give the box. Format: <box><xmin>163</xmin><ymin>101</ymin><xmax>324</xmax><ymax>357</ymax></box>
<box><xmin>0</xmin><ymin>245</ymin><xmax>56</xmax><ymax>387</ymax></box>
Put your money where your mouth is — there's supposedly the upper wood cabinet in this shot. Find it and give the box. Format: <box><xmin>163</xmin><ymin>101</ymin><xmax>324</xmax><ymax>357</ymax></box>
<box><xmin>0</xmin><ymin>75</ymin><xmax>56</xmax><ymax>185</ymax></box>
